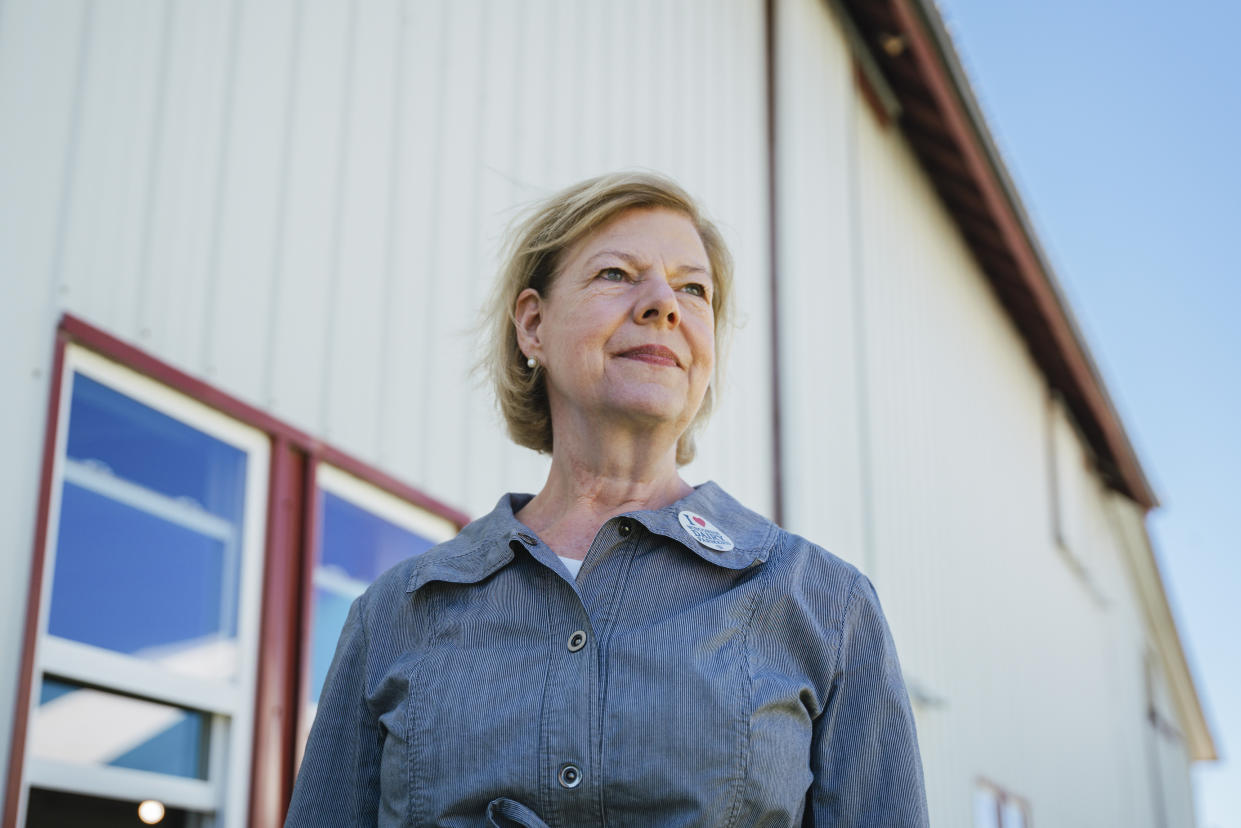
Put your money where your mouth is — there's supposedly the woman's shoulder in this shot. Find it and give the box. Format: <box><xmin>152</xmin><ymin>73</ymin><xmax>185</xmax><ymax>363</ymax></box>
<box><xmin>356</xmin><ymin>529</ymin><xmax>476</xmax><ymax>615</ymax></box>
<box><xmin>354</xmin><ymin>493</ymin><xmax>524</xmax><ymax>621</ymax></box>
<box><xmin>769</xmin><ymin>526</ymin><xmax>863</xmax><ymax>591</ymax></box>
<box><xmin>697</xmin><ymin>482</ymin><xmax>862</xmax><ymax>593</ymax></box>
<box><xmin>689</xmin><ymin>481</ymin><xmax>869</xmax><ymax>621</ymax></box>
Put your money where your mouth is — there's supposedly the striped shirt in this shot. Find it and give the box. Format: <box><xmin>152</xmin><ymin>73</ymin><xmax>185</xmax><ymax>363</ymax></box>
<box><xmin>286</xmin><ymin>481</ymin><xmax>928</xmax><ymax>827</ymax></box>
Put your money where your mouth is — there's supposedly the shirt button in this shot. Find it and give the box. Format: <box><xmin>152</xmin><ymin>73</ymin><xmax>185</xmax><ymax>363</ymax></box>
<box><xmin>558</xmin><ymin>763</ymin><xmax>583</xmax><ymax>789</ymax></box>
<box><xmin>617</xmin><ymin>518</ymin><xmax>633</xmax><ymax>537</ymax></box>
<box><xmin>517</xmin><ymin>532</ymin><xmax>536</xmax><ymax>545</ymax></box>
<box><xmin>567</xmin><ymin>630</ymin><xmax>587</xmax><ymax>652</ymax></box>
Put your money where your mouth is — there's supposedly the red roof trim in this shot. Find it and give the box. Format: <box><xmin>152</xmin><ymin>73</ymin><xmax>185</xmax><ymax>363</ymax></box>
<box><xmin>841</xmin><ymin>0</ymin><xmax>1157</xmax><ymax>509</ymax></box>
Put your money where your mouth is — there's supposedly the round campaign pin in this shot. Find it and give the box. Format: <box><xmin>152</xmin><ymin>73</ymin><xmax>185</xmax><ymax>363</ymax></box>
<box><xmin>677</xmin><ymin>510</ymin><xmax>735</xmax><ymax>552</ymax></box>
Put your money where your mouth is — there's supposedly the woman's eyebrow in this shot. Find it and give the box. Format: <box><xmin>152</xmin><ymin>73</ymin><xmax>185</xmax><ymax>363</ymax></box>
<box><xmin>585</xmin><ymin>249</ymin><xmax>644</xmax><ymax>268</ymax></box>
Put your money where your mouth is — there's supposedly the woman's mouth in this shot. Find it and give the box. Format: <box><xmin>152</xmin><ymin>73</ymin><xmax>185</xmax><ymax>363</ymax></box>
<box><xmin>618</xmin><ymin>345</ymin><xmax>680</xmax><ymax>367</ymax></box>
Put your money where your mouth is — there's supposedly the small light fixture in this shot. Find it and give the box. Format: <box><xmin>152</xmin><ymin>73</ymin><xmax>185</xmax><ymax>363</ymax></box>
<box><xmin>879</xmin><ymin>32</ymin><xmax>907</xmax><ymax>57</ymax></box>
<box><xmin>137</xmin><ymin>800</ymin><xmax>166</xmax><ymax>825</ymax></box>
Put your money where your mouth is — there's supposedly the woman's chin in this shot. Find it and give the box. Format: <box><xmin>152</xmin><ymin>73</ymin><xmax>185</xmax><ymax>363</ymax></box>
<box><xmin>596</xmin><ymin>393</ymin><xmax>701</xmax><ymax>436</ymax></box>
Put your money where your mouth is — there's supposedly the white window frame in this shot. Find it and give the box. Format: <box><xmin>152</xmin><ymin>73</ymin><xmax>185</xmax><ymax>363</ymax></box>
<box><xmin>19</xmin><ymin>344</ymin><xmax>270</xmax><ymax>828</ymax></box>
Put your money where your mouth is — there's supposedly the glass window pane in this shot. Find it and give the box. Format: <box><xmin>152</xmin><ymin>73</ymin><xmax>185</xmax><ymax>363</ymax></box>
<box><xmin>31</xmin><ymin>679</ymin><xmax>210</xmax><ymax>780</ymax></box>
<box><xmin>307</xmin><ymin>489</ymin><xmax>438</xmax><ymax>705</ymax></box>
<box><xmin>1001</xmin><ymin>800</ymin><xmax>1027</xmax><ymax>828</ymax></box>
<box><xmin>973</xmin><ymin>787</ymin><xmax>1000</xmax><ymax>828</ymax></box>
<box><xmin>319</xmin><ymin>490</ymin><xmax>437</xmax><ymax>580</ymax></box>
<box><xmin>66</xmin><ymin>373</ymin><xmax>247</xmax><ymax>521</ymax></box>
<box><xmin>47</xmin><ymin>373</ymin><xmax>249</xmax><ymax>679</ymax></box>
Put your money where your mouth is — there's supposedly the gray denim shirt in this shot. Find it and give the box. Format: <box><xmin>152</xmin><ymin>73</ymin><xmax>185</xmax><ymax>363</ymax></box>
<box><xmin>286</xmin><ymin>482</ymin><xmax>928</xmax><ymax>827</ymax></box>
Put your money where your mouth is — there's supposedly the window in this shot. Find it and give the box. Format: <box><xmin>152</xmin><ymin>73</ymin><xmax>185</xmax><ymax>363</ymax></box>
<box><xmin>974</xmin><ymin>780</ymin><xmax>1031</xmax><ymax>828</ymax></box>
<box><xmin>11</xmin><ymin>318</ymin><xmax>468</xmax><ymax>827</ymax></box>
<box><xmin>299</xmin><ymin>464</ymin><xmax>456</xmax><ymax>753</ymax></box>
<box><xmin>21</xmin><ymin>345</ymin><xmax>269</xmax><ymax>826</ymax></box>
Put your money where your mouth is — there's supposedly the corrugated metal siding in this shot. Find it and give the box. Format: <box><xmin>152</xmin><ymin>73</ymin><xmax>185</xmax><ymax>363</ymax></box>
<box><xmin>774</xmin><ymin>0</ymin><xmax>867</xmax><ymax>564</ymax></box>
<box><xmin>774</xmin><ymin>1</ymin><xmax>1190</xmax><ymax>826</ymax></box>
<box><xmin>0</xmin><ymin>0</ymin><xmax>95</xmax><ymax>775</ymax></box>
<box><xmin>2</xmin><ymin>0</ymin><xmax>772</xmax><ymax>518</ymax></box>
<box><xmin>0</xmin><ymin>0</ymin><xmax>772</xmax><ymax>790</ymax></box>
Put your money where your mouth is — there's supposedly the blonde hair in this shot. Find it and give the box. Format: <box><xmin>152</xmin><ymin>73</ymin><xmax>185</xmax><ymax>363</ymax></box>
<box><xmin>482</xmin><ymin>171</ymin><xmax>734</xmax><ymax>465</ymax></box>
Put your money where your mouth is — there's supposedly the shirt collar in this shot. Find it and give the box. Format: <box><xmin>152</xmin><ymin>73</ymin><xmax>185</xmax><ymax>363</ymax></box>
<box><xmin>627</xmin><ymin>481</ymin><xmax>776</xmax><ymax>570</ymax></box>
<box><xmin>405</xmin><ymin>481</ymin><xmax>775</xmax><ymax>594</ymax></box>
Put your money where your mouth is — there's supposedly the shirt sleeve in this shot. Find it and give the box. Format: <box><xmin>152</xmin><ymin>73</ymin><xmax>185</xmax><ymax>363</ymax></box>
<box><xmin>285</xmin><ymin>592</ymin><xmax>382</xmax><ymax>827</ymax></box>
<box><xmin>805</xmin><ymin>573</ymin><xmax>929</xmax><ymax>827</ymax></box>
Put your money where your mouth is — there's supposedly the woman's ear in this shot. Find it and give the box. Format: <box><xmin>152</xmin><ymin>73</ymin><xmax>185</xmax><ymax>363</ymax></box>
<box><xmin>513</xmin><ymin>288</ymin><xmax>544</xmax><ymax>360</ymax></box>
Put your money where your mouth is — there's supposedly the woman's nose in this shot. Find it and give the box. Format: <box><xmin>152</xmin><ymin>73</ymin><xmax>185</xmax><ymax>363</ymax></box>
<box><xmin>635</xmin><ymin>277</ymin><xmax>679</xmax><ymax>326</ymax></box>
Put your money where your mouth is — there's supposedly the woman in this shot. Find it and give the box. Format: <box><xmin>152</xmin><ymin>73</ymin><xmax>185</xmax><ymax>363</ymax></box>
<box><xmin>286</xmin><ymin>172</ymin><xmax>928</xmax><ymax>827</ymax></box>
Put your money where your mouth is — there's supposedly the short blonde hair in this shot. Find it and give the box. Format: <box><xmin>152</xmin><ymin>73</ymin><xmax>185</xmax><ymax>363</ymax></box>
<box><xmin>482</xmin><ymin>171</ymin><xmax>734</xmax><ymax>466</ymax></box>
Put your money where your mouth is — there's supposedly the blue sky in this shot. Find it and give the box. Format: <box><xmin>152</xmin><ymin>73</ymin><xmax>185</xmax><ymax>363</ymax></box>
<box><xmin>934</xmin><ymin>1</ymin><xmax>1241</xmax><ymax>824</ymax></box>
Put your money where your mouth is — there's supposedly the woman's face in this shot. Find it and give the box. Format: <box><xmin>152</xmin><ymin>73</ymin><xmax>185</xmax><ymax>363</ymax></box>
<box><xmin>516</xmin><ymin>207</ymin><xmax>716</xmax><ymax>446</ymax></box>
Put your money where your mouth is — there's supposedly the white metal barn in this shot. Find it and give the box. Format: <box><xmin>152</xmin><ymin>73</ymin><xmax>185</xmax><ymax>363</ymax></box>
<box><xmin>0</xmin><ymin>0</ymin><xmax>1215</xmax><ymax>826</ymax></box>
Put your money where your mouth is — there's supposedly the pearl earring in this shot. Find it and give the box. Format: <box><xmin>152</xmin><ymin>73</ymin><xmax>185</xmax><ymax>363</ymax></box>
<box><xmin>527</xmin><ymin>357</ymin><xmax>537</xmax><ymax>369</ymax></box>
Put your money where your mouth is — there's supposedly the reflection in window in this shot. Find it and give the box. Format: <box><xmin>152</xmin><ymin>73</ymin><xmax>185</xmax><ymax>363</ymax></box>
<box><xmin>31</xmin><ymin>679</ymin><xmax>209</xmax><ymax>779</ymax></box>
<box><xmin>47</xmin><ymin>373</ymin><xmax>247</xmax><ymax>680</ymax></box>
<box><xmin>308</xmin><ymin>489</ymin><xmax>439</xmax><ymax>704</ymax></box>
<box><xmin>65</xmin><ymin>374</ymin><xmax>246</xmax><ymax>520</ymax></box>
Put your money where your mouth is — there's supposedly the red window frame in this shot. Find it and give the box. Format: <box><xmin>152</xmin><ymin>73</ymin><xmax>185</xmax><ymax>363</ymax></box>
<box><xmin>4</xmin><ymin>314</ymin><xmax>469</xmax><ymax>827</ymax></box>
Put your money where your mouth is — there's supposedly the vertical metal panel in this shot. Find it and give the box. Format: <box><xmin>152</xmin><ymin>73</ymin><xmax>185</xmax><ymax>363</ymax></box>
<box><xmin>319</xmin><ymin>0</ymin><xmax>400</xmax><ymax>459</ymax></box>
<box><xmin>137</xmin><ymin>2</ymin><xmax>236</xmax><ymax>368</ymax></box>
<box><xmin>413</xmin><ymin>0</ymin><xmax>491</xmax><ymax>505</ymax></box>
<box><xmin>380</xmin><ymin>0</ymin><xmax>448</xmax><ymax>482</ymax></box>
<box><xmin>0</xmin><ymin>0</ymin><xmax>91</xmax><ymax>798</ymax></box>
<box><xmin>265</xmin><ymin>0</ymin><xmax>354</xmax><ymax>432</ymax></box>
<box><xmin>51</xmin><ymin>2</ymin><xmax>162</xmax><ymax>339</ymax></box>
<box><xmin>773</xmin><ymin>0</ymin><xmax>866</xmax><ymax>561</ymax></box>
<box><xmin>205</xmin><ymin>0</ymin><xmax>298</xmax><ymax>404</ymax></box>
<box><xmin>677</xmin><ymin>0</ymin><xmax>773</xmax><ymax>517</ymax></box>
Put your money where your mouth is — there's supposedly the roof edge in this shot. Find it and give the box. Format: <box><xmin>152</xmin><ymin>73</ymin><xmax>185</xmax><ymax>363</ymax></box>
<box><xmin>1111</xmin><ymin>496</ymin><xmax>1217</xmax><ymax>761</ymax></box>
<box><xmin>841</xmin><ymin>0</ymin><xmax>1159</xmax><ymax>510</ymax></box>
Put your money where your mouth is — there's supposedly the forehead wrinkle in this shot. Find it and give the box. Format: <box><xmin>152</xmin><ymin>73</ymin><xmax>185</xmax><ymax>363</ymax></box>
<box><xmin>583</xmin><ymin>248</ymin><xmax>645</xmax><ymax>269</ymax></box>
<box><xmin>583</xmin><ymin>249</ymin><xmax>712</xmax><ymax>279</ymax></box>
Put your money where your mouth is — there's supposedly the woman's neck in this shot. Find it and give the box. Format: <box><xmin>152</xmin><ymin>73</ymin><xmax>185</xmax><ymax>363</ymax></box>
<box><xmin>516</xmin><ymin>434</ymin><xmax>692</xmax><ymax>561</ymax></box>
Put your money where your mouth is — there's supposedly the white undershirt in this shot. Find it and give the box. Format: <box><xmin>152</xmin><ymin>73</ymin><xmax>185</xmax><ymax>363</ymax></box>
<box><xmin>557</xmin><ymin>555</ymin><xmax>583</xmax><ymax>579</ymax></box>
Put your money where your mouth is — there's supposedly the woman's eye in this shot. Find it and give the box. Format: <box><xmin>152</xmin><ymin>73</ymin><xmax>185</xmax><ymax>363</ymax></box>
<box><xmin>682</xmin><ymin>282</ymin><xmax>708</xmax><ymax>298</ymax></box>
<box><xmin>599</xmin><ymin>267</ymin><xmax>628</xmax><ymax>282</ymax></box>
